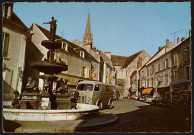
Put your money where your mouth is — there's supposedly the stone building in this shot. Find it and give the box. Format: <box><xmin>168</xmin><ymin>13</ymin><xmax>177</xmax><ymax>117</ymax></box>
<box><xmin>139</xmin><ymin>39</ymin><xmax>174</xmax><ymax>99</ymax></box>
<box><xmin>139</xmin><ymin>35</ymin><xmax>191</xmax><ymax>103</ymax></box>
<box><xmin>170</xmin><ymin>36</ymin><xmax>191</xmax><ymax>103</ymax></box>
<box><xmin>2</xmin><ymin>3</ymin><xmax>28</xmax><ymax>107</ymax></box>
<box><xmin>23</xmin><ymin>23</ymin><xmax>100</xmax><ymax>91</ymax></box>
<box><xmin>121</xmin><ymin>50</ymin><xmax>150</xmax><ymax>98</ymax></box>
<box><xmin>152</xmin><ymin>40</ymin><xmax>174</xmax><ymax>99</ymax></box>
<box><xmin>111</xmin><ymin>50</ymin><xmax>150</xmax><ymax>97</ymax></box>
<box><xmin>111</xmin><ymin>55</ymin><xmax>128</xmax><ymax>96</ymax></box>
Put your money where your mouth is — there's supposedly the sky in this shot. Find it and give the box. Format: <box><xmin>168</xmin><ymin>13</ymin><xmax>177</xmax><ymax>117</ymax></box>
<box><xmin>13</xmin><ymin>2</ymin><xmax>191</xmax><ymax>57</ymax></box>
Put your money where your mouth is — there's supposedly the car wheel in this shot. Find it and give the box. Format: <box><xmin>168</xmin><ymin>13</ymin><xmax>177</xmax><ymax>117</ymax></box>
<box><xmin>107</xmin><ymin>98</ymin><xmax>113</xmax><ymax>109</ymax></box>
<box><xmin>97</xmin><ymin>100</ymin><xmax>103</xmax><ymax>110</ymax></box>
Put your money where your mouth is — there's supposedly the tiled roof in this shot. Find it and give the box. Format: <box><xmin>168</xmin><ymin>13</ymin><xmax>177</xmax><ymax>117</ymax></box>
<box><xmin>99</xmin><ymin>50</ymin><xmax>113</xmax><ymax>68</ymax></box>
<box><xmin>3</xmin><ymin>11</ymin><xmax>28</xmax><ymax>32</ymax></box>
<box><xmin>35</xmin><ymin>24</ymin><xmax>98</xmax><ymax>63</ymax></box>
<box><xmin>121</xmin><ymin>50</ymin><xmax>143</xmax><ymax>69</ymax></box>
<box><xmin>111</xmin><ymin>55</ymin><xmax>128</xmax><ymax>66</ymax></box>
<box><xmin>11</xmin><ymin>12</ymin><xmax>28</xmax><ymax>30</ymax></box>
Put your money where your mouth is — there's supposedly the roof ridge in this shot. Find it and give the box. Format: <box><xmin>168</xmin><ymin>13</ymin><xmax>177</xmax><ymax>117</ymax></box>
<box><xmin>121</xmin><ymin>50</ymin><xmax>143</xmax><ymax>69</ymax></box>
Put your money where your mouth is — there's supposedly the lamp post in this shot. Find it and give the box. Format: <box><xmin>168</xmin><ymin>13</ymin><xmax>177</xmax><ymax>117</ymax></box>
<box><xmin>155</xmin><ymin>75</ymin><xmax>162</xmax><ymax>98</ymax></box>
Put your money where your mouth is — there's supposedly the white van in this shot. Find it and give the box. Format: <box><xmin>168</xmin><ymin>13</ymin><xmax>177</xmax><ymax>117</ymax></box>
<box><xmin>75</xmin><ymin>81</ymin><xmax>114</xmax><ymax>109</ymax></box>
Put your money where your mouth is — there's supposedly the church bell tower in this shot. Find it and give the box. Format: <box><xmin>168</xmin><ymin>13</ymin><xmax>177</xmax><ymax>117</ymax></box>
<box><xmin>83</xmin><ymin>13</ymin><xmax>93</xmax><ymax>47</ymax></box>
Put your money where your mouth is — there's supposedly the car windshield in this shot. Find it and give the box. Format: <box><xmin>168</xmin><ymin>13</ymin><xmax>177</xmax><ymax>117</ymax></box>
<box><xmin>77</xmin><ymin>84</ymin><xmax>94</xmax><ymax>91</ymax></box>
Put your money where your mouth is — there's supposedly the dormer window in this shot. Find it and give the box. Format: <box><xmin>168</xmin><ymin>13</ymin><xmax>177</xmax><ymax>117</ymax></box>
<box><xmin>61</xmin><ymin>42</ymin><xmax>68</xmax><ymax>52</ymax></box>
<box><xmin>3</xmin><ymin>4</ymin><xmax>12</xmax><ymax>19</ymax></box>
<box><xmin>3</xmin><ymin>32</ymin><xmax>10</xmax><ymax>57</ymax></box>
<box><xmin>80</xmin><ymin>51</ymin><xmax>85</xmax><ymax>58</ymax></box>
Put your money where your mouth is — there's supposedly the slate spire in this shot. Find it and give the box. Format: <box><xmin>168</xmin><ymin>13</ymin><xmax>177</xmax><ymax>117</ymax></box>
<box><xmin>83</xmin><ymin>13</ymin><xmax>93</xmax><ymax>46</ymax></box>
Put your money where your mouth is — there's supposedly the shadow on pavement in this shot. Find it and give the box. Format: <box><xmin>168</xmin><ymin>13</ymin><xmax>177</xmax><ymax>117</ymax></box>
<box><xmin>76</xmin><ymin>100</ymin><xmax>191</xmax><ymax>132</ymax></box>
<box><xmin>3</xmin><ymin>117</ymin><xmax>21</xmax><ymax>133</ymax></box>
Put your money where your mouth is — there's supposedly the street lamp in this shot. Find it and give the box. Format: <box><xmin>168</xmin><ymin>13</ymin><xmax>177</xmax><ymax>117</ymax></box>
<box><xmin>155</xmin><ymin>75</ymin><xmax>162</xmax><ymax>98</ymax></box>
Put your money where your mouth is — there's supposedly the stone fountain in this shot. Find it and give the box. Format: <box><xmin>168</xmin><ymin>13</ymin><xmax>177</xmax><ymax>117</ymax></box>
<box><xmin>20</xmin><ymin>16</ymin><xmax>70</xmax><ymax>110</ymax></box>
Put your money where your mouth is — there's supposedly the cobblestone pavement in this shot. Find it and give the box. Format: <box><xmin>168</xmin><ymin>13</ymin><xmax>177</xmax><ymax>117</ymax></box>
<box><xmin>84</xmin><ymin>98</ymin><xmax>191</xmax><ymax>132</ymax></box>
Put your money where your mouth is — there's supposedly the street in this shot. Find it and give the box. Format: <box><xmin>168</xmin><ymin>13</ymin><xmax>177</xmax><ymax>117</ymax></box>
<box><xmin>85</xmin><ymin>98</ymin><xmax>191</xmax><ymax>132</ymax></box>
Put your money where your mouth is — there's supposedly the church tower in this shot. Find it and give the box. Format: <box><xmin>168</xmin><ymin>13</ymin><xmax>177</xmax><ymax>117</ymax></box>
<box><xmin>83</xmin><ymin>13</ymin><xmax>93</xmax><ymax>47</ymax></box>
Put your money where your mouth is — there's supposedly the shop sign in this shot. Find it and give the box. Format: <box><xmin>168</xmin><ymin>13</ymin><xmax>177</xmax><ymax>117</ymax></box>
<box><xmin>157</xmin><ymin>87</ymin><xmax>169</xmax><ymax>92</ymax></box>
<box><xmin>91</xmin><ymin>72</ymin><xmax>96</xmax><ymax>78</ymax></box>
<box><xmin>172</xmin><ymin>84</ymin><xmax>188</xmax><ymax>91</ymax></box>
<box><xmin>110</xmin><ymin>76</ymin><xmax>113</xmax><ymax>80</ymax></box>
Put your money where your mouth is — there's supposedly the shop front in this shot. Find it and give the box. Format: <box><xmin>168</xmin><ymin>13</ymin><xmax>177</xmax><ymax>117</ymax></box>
<box><xmin>141</xmin><ymin>88</ymin><xmax>154</xmax><ymax>102</ymax></box>
<box><xmin>130</xmin><ymin>89</ymin><xmax>137</xmax><ymax>99</ymax></box>
<box><xmin>171</xmin><ymin>82</ymin><xmax>191</xmax><ymax>103</ymax></box>
<box><xmin>157</xmin><ymin>87</ymin><xmax>170</xmax><ymax>100</ymax></box>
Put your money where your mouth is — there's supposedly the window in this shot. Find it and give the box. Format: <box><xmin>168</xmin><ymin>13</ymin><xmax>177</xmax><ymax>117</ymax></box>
<box><xmin>80</xmin><ymin>51</ymin><xmax>85</xmax><ymax>58</ymax></box>
<box><xmin>61</xmin><ymin>42</ymin><xmax>68</xmax><ymax>52</ymax></box>
<box><xmin>184</xmin><ymin>46</ymin><xmax>189</xmax><ymax>61</ymax></box>
<box><xmin>151</xmin><ymin>78</ymin><xmax>154</xmax><ymax>87</ymax></box>
<box><xmin>165</xmin><ymin>59</ymin><xmax>168</xmax><ymax>68</ymax></box>
<box><xmin>141</xmin><ymin>71</ymin><xmax>144</xmax><ymax>79</ymax></box>
<box><xmin>3</xmin><ymin>4</ymin><xmax>12</xmax><ymax>19</ymax></box>
<box><xmin>147</xmin><ymin>68</ymin><xmax>149</xmax><ymax>77</ymax></box>
<box><xmin>94</xmin><ymin>85</ymin><xmax>99</xmax><ymax>91</ymax></box>
<box><xmin>77</xmin><ymin>84</ymin><xmax>94</xmax><ymax>91</ymax></box>
<box><xmin>184</xmin><ymin>66</ymin><xmax>190</xmax><ymax>80</ymax></box>
<box><xmin>173</xmin><ymin>53</ymin><xmax>178</xmax><ymax>66</ymax></box>
<box><xmin>83</xmin><ymin>67</ymin><xmax>89</xmax><ymax>78</ymax></box>
<box><xmin>165</xmin><ymin>74</ymin><xmax>168</xmax><ymax>85</ymax></box>
<box><xmin>173</xmin><ymin>70</ymin><xmax>178</xmax><ymax>80</ymax></box>
<box><xmin>137</xmin><ymin>57</ymin><xmax>142</xmax><ymax>68</ymax></box>
<box><xmin>3</xmin><ymin>32</ymin><xmax>10</xmax><ymax>57</ymax></box>
<box><xmin>163</xmin><ymin>61</ymin><xmax>165</xmax><ymax>69</ymax></box>
<box><xmin>151</xmin><ymin>65</ymin><xmax>154</xmax><ymax>74</ymax></box>
<box><xmin>147</xmin><ymin>78</ymin><xmax>149</xmax><ymax>87</ymax></box>
<box><xmin>158</xmin><ymin>63</ymin><xmax>160</xmax><ymax>72</ymax></box>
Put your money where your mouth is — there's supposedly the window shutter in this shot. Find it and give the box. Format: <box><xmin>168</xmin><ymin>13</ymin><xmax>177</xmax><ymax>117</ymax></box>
<box><xmin>3</xmin><ymin>32</ymin><xmax>10</xmax><ymax>57</ymax></box>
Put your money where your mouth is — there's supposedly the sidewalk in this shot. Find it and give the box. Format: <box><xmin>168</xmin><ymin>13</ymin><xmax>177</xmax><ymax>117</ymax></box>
<box><xmin>3</xmin><ymin>113</ymin><xmax>118</xmax><ymax>133</ymax></box>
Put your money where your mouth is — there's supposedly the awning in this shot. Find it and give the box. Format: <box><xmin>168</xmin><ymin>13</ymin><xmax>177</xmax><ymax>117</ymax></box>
<box><xmin>142</xmin><ymin>88</ymin><xmax>153</xmax><ymax>95</ymax></box>
<box><xmin>131</xmin><ymin>95</ymin><xmax>136</xmax><ymax>99</ymax></box>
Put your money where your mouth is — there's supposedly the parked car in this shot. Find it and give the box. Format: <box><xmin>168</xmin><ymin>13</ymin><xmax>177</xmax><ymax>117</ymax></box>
<box><xmin>139</xmin><ymin>96</ymin><xmax>143</xmax><ymax>101</ymax></box>
<box><xmin>75</xmin><ymin>81</ymin><xmax>114</xmax><ymax>109</ymax></box>
<box><xmin>145</xmin><ymin>96</ymin><xmax>153</xmax><ymax>103</ymax></box>
<box><xmin>152</xmin><ymin>97</ymin><xmax>170</xmax><ymax>107</ymax></box>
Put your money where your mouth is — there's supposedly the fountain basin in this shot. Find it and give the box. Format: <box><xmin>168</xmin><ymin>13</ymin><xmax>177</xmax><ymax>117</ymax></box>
<box><xmin>31</xmin><ymin>61</ymin><xmax>68</xmax><ymax>74</ymax></box>
<box><xmin>41</xmin><ymin>40</ymin><xmax>61</xmax><ymax>50</ymax></box>
<box><xmin>3</xmin><ymin>103</ymin><xmax>99</xmax><ymax>121</ymax></box>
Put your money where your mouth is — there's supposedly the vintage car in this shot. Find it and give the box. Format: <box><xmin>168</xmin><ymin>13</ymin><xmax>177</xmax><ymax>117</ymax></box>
<box><xmin>75</xmin><ymin>81</ymin><xmax>114</xmax><ymax>109</ymax></box>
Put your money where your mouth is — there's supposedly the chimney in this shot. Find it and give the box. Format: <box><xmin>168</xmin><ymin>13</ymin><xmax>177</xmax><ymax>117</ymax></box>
<box><xmin>181</xmin><ymin>37</ymin><xmax>185</xmax><ymax>42</ymax></box>
<box><xmin>166</xmin><ymin>39</ymin><xmax>170</xmax><ymax>47</ymax></box>
<box><xmin>92</xmin><ymin>46</ymin><xmax>96</xmax><ymax>51</ymax></box>
<box><xmin>104</xmin><ymin>52</ymin><xmax>111</xmax><ymax>60</ymax></box>
<box><xmin>158</xmin><ymin>46</ymin><xmax>163</xmax><ymax>51</ymax></box>
<box><xmin>177</xmin><ymin>37</ymin><xmax>180</xmax><ymax>44</ymax></box>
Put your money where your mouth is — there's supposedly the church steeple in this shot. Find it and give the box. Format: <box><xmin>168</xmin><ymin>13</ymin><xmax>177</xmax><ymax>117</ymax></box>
<box><xmin>83</xmin><ymin>13</ymin><xmax>93</xmax><ymax>46</ymax></box>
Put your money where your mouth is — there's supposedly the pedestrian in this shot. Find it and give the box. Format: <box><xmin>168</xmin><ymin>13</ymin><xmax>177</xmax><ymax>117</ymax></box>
<box><xmin>113</xmin><ymin>86</ymin><xmax>119</xmax><ymax>100</ymax></box>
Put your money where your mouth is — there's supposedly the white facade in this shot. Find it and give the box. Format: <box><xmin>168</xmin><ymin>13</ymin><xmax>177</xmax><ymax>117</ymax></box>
<box><xmin>2</xmin><ymin>4</ymin><xmax>28</xmax><ymax>106</ymax></box>
<box><xmin>123</xmin><ymin>50</ymin><xmax>150</xmax><ymax>97</ymax></box>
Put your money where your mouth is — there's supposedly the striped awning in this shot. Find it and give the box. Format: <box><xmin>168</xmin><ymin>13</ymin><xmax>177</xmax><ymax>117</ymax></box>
<box><xmin>142</xmin><ymin>88</ymin><xmax>153</xmax><ymax>95</ymax></box>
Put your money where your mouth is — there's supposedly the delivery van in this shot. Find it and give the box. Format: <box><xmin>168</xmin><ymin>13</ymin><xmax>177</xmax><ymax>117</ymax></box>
<box><xmin>76</xmin><ymin>81</ymin><xmax>114</xmax><ymax>109</ymax></box>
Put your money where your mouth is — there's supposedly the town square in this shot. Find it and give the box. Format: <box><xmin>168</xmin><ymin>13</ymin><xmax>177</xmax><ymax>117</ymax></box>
<box><xmin>2</xmin><ymin>2</ymin><xmax>191</xmax><ymax>133</ymax></box>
